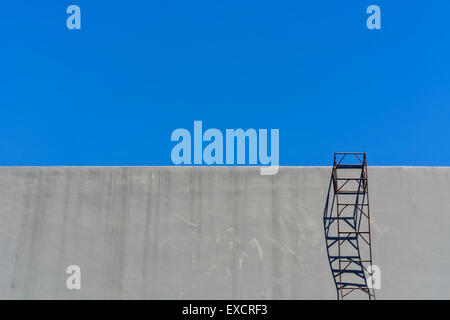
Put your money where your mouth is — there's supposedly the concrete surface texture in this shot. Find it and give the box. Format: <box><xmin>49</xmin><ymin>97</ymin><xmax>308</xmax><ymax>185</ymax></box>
<box><xmin>0</xmin><ymin>166</ymin><xmax>449</xmax><ymax>299</ymax></box>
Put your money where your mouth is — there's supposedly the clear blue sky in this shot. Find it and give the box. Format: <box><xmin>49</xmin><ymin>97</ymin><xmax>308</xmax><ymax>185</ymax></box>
<box><xmin>1</xmin><ymin>1</ymin><xmax>449</xmax><ymax>166</ymax></box>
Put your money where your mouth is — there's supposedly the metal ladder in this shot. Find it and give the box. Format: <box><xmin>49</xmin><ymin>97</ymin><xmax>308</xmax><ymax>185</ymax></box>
<box><xmin>323</xmin><ymin>152</ymin><xmax>376</xmax><ymax>300</ymax></box>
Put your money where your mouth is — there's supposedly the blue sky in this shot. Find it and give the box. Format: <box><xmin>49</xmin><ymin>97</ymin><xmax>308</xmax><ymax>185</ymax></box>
<box><xmin>1</xmin><ymin>1</ymin><xmax>449</xmax><ymax>166</ymax></box>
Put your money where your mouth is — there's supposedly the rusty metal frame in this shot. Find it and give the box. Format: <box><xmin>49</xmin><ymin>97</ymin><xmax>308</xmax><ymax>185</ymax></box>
<box><xmin>323</xmin><ymin>152</ymin><xmax>376</xmax><ymax>300</ymax></box>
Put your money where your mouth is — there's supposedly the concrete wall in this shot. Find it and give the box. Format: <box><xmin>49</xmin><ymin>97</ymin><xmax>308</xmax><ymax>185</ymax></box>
<box><xmin>0</xmin><ymin>166</ymin><xmax>449</xmax><ymax>299</ymax></box>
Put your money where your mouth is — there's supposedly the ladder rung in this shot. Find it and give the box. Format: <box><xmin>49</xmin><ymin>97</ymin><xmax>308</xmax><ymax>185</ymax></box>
<box><xmin>336</xmin><ymin>191</ymin><xmax>366</xmax><ymax>195</ymax></box>
<box><xmin>326</xmin><ymin>236</ymin><xmax>357</xmax><ymax>241</ymax></box>
<box><xmin>332</xmin><ymin>269</ymin><xmax>365</xmax><ymax>275</ymax></box>
<box><xmin>339</xmin><ymin>231</ymin><xmax>369</xmax><ymax>234</ymax></box>
<box><xmin>329</xmin><ymin>255</ymin><xmax>360</xmax><ymax>259</ymax></box>
<box><xmin>340</xmin><ymin>282</ymin><xmax>367</xmax><ymax>288</ymax></box>
<box><xmin>335</xmin><ymin>165</ymin><xmax>364</xmax><ymax>169</ymax></box>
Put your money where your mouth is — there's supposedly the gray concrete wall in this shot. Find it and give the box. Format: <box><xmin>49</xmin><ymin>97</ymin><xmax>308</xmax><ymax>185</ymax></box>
<box><xmin>0</xmin><ymin>166</ymin><xmax>449</xmax><ymax>299</ymax></box>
